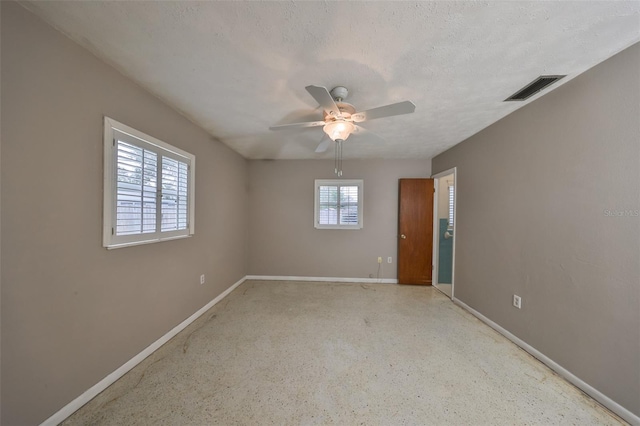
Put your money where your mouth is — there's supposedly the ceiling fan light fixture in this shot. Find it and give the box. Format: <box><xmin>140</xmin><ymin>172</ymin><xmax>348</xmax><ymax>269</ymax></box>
<box><xmin>323</xmin><ymin>120</ymin><xmax>355</xmax><ymax>141</ymax></box>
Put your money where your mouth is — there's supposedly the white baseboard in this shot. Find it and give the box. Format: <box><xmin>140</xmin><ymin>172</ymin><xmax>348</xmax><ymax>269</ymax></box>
<box><xmin>245</xmin><ymin>275</ymin><xmax>398</xmax><ymax>284</ymax></box>
<box><xmin>45</xmin><ymin>278</ymin><xmax>634</xmax><ymax>425</ymax></box>
<box><xmin>41</xmin><ymin>276</ymin><xmax>247</xmax><ymax>426</ymax></box>
<box><xmin>453</xmin><ymin>297</ymin><xmax>640</xmax><ymax>426</ymax></box>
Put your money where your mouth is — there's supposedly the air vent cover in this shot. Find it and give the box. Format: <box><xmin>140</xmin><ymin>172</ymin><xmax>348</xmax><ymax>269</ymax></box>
<box><xmin>505</xmin><ymin>75</ymin><xmax>566</xmax><ymax>101</ymax></box>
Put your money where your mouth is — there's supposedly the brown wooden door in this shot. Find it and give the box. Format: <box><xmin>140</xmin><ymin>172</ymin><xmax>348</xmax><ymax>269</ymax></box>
<box><xmin>398</xmin><ymin>178</ymin><xmax>434</xmax><ymax>285</ymax></box>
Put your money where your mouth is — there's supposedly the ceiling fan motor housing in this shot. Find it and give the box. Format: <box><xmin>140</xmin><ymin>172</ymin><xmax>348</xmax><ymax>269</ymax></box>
<box><xmin>323</xmin><ymin>102</ymin><xmax>355</xmax><ymax>122</ymax></box>
<box><xmin>330</xmin><ymin>86</ymin><xmax>349</xmax><ymax>102</ymax></box>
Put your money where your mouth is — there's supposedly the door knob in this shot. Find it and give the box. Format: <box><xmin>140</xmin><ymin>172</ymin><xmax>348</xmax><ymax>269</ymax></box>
<box><xmin>400</xmin><ymin>234</ymin><xmax>407</xmax><ymax>239</ymax></box>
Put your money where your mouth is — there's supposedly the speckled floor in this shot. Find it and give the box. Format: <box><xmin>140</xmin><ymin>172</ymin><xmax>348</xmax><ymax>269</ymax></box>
<box><xmin>63</xmin><ymin>280</ymin><xmax>624</xmax><ymax>425</ymax></box>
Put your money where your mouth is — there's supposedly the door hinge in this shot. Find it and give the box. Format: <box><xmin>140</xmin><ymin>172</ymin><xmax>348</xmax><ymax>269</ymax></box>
<box><xmin>113</xmin><ymin>138</ymin><xmax>116</xmax><ymax>147</ymax></box>
<box><xmin>111</xmin><ymin>227</ymin><xmax>114</xmax><ymax>235</ymax></box>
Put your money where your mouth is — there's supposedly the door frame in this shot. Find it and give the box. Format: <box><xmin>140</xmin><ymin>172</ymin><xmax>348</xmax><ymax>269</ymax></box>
<box><xmin>431</xmin><ymin>167</ymin><xmax>457</xmax><ymax>299</ymax></box>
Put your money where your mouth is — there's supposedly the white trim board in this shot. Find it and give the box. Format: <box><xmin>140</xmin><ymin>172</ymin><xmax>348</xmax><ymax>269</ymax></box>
<box><xmin>246</xmin><ymin>275</ymin><xmax>398</xmax><ymax>284</ymax></box>
<box><xmin>453</xmin><ymin>297</ymin><xmax>640</xmax><ymax>426</ymax></box>
<box><xmin>40</xmin><ymin>276</ymin><xmax>247</xmax><ymax>426</ymax></box>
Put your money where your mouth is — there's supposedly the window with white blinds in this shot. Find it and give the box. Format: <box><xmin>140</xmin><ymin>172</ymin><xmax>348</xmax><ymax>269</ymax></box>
<box><xmin>314</xmin><ymin>179</ymin><xmax>363</xmax><ymax>229</ymax></box>
<box><xmin>448</xmin><ymin>184</ymin><xmax>455</xmax><ymax>230</ymax></box>
<box><xmin>103</xmin><ymin>117</ymin><xmax>195</xmax><ymax>249</ymax></box>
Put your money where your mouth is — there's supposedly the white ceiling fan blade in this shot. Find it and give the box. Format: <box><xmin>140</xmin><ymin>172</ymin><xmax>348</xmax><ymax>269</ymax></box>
<box><xmin>305</xmin><ymin>85</ymin><xmax>341</xmax><ymax>118</ymax></box>
<box><xmin>352</xmin><ymin>125</ymin><xmax>385</xmax><ymax>142</ymax></box>
<box><xmin>269</xmin><ymin>120</ymin><xmax>326</xmax><ymax>130</ymax></box>
<box><xmin>351</xmin><ymin>100</ymin><xmax>416</xmax><ymax>122</ymax></box>
<box><xmin>315</xmin><ymin>135</ymin><xmax>331</xmax><ymax>153</ymax></box>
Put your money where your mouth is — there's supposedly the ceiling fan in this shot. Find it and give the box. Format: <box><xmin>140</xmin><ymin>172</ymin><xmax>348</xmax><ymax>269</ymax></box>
<box><xmin>269</xmin><ymin>85</ymin><xmax>415</xmax><ymax>175</ymax></box>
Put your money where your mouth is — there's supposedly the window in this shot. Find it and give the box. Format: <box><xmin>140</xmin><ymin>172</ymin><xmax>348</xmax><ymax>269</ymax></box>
<box><xmin>314</xmin><ymin>179</ymin><xmax>363</xmax><ymax>229</ymax></box>
<box><xmin>103</xmin><ymin>117</ymin><xmax>195</xmax><ymax>249</ymax></box>
<box><xmin>448</xmin><ymin>184</ymin><xmax>455</xmax><ymax>230</ymax></box>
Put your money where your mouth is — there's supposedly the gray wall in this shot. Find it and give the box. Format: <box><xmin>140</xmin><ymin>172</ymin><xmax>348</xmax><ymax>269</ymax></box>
<box><xmin>1</xmin><ymin>3</ymin><xmax>249</xmax><ymax>424</ymax></box>
<box><xmin>249</xmin><ymin>160</ymin><xmax>431</xmax><ymax>279</ymax></box>
<box><xmin>433</xmin><ymin>43</ymin><xmax>640</xmax><ymax>416</ymax></box>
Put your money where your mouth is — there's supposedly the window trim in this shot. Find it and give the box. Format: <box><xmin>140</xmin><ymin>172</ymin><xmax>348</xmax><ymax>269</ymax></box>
<box><xmin>103</xmin><ymin>117</ymin><xmax>195</xmax><ymax>249</ymax></box>
<box><xmin>314</xmin><ymin>179</ymin><xmax>363</xmax><ymax>230</ymax></box>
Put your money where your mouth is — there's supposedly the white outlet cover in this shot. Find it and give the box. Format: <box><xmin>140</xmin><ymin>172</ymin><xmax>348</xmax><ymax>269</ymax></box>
<box><xmin>513</xmin><ymin>295</ymin><xmax>522</xmax><ymax>309</ymax></box>
<box><xmin>200</xmin><ymin>274</ymin><xmax>205</xmax><ymax>284</ymax></box>
<box><xmin>387</xmin><ymin>257</ymin><xmax>392</xmax><ymax>263</ymax></box>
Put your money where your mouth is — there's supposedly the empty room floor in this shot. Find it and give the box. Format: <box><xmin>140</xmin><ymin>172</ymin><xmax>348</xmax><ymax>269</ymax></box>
<box><xmin>64</xmin><ymin>281</ymin><xmax>623</xmax><ymax>425</ymax></box>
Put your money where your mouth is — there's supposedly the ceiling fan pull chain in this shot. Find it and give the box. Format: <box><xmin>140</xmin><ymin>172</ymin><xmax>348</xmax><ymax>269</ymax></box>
<box><xmin>340</xmin><ymin>140</ymin><xmax>343</xmax><ymax>177</ymax></box>
<box><xmin>337</xmin><ymin>139</ymin><xmax>343</xmax><ymax>177</ymax></box>
<box><xmin>334</xmin><ymin>140</ymin><xmax>338</xmax><ymax>175</ymax></box>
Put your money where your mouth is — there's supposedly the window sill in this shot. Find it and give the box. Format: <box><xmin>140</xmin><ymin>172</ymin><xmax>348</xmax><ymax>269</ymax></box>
<box><xmin>314</xmin><ymin>225</ymin><xmax>363</xmax><ymax>230</ymax></box>
<box><xmin>105</xmin><ymin>234</ymin><xmax>192</xmax><ymax>250</ymax></box>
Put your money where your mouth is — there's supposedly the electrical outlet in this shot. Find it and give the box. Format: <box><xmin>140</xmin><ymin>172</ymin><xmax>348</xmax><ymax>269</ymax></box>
<box><xmin>200</xmin><ymin>274</ymin><xmax>205</xmax><ymax>285</ymax></box>
<box><xmin>377</xmin><ymin>257</ymin><xmax>383</xmax><ymax>264</ymax></box>
<box><xmin>513</xmin><ymin>295</ymin><xmax>522</xmax><ymax>309</ymax></box>
<box><xmin>387</xmin><ymin>257</ymin><xmax>392</xmax><ymax>264</ymax></box>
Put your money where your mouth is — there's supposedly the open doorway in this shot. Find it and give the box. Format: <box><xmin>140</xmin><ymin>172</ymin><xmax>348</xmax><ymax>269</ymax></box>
<box><xmin>432</xmin><ymin>168</ymin><xmax>456</xmax><ymax>298</ymax></box>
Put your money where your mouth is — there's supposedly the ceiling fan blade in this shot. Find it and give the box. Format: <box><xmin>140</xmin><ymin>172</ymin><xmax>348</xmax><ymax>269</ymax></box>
<box><xmin>305</xmin><ymin>85</ymin><xmax>341</xmax><ymax>118</ymax></box>
<box><xmin>269</xmin><ymin>120</ymin><xmax>326</xmax><ymax>131</ymax></box>
<box><xmin>351</xmin><ymin>100</ymin><xmax>416</xmax><ymax>122</ymax></box>
<box><xmin>315</xmin><ymin>135</ymin><xmax>331</xmax><ymax>153</ymax></box>
<box><xmin>352</xmin><ymin>125</ymin><xmax>385</xmax><ymax>142</ymax></box>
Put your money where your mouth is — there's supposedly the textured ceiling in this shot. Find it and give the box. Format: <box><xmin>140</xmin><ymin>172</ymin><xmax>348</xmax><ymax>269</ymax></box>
<box><xmin>21</xmin><ymin>1</ymin><xmax>640</xmax><ymax>160</ymax></box>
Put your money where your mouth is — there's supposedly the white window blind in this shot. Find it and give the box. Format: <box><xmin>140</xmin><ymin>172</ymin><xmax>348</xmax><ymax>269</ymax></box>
<box><xmin>115</xmin><ymin>140</ymin><xmax>158</xmax><ymax>235</ymax></box>
<box><xmin>315</xmin><ymin>180</ymin><xmax>363</xmax><ymax>229</ymax></box>
<box><xmin>160</xmin><ymin>157</ymin><xmax>189</xmax><ymax>232</ymax></box>
<box><xmin>104</xmin><ymin>117</ymin><xmax>195</xmax><ymax>249</ymax></box>
<box><xmin>448</xmin><ymin>184</ymin><xmax>455</xmax><ymax>230</ymax></box>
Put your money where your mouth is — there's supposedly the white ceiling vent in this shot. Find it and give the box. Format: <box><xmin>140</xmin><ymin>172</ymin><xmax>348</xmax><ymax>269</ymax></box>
<box><xmin>505</xmin><ymin>75</ymin><xmax>566</xmax><ymax>101</ymax></box>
